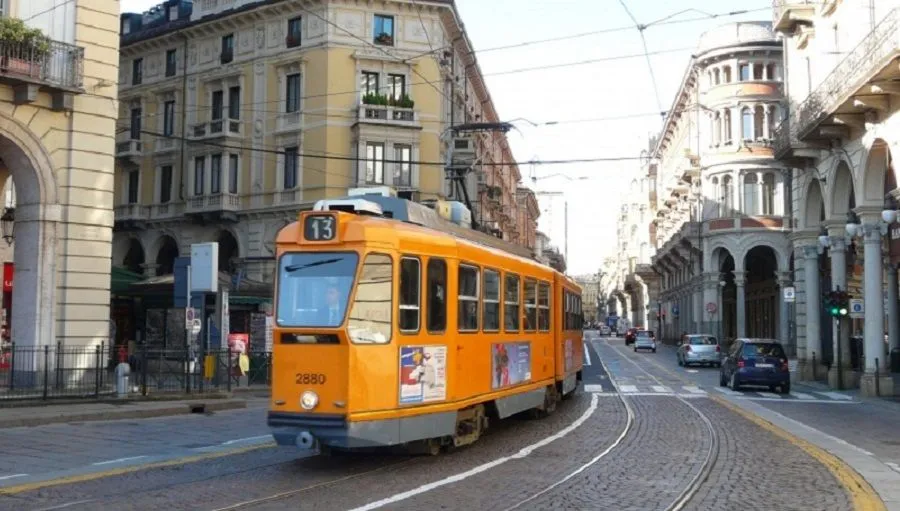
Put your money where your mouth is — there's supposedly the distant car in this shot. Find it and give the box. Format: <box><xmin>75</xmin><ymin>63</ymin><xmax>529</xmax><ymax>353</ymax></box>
<box><xmin>624</xmin><ymin>328</ymin><xmax>638</xmax><ymax>345</ymax></box>
<box><xmin>677</xmin><ymin>334</ymin><xmax>721</xmax><ymax>367</ymax></box>
<box><xmin>633</xmin><ymin>330</ymin><xmax>656</xmax><ymax>353</ymax></box>
<box><xmin>599</xmin><ymin>325</ymin><xmax>611</xmax><ymax>336</ymax></box>
<box><xmin>719</xmin><ymin>338</ymin><xmax>790</xmax><ymax>394</ymax></box>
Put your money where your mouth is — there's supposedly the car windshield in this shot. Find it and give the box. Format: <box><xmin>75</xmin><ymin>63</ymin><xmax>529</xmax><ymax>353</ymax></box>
<box><xmin>742</xmin><ymin>343</ymin><xmax>786</xmax><ymax>359</ymax></box>
<box><xmin>276</xmin><ymin>252</ymin><xmax>359</xmax><ymax>328</ymax></box>
<box><xmin>689</xmin><ymin>336</ymin><xmax>717</xmax><ymax>345</ymax></box>
<box><xmin>637</xmin><ymin>331</ymin><xmax>654</xmax><ymax>338</ymax></box>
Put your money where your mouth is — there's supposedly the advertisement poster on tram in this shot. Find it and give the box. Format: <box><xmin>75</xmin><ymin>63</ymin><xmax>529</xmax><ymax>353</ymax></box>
<box><xmin>399</xmin><ymin>345</ymin><xmax>447</xmax><ymax>404</ymax></box>
<box><xmin>491</xmin><ymin>342</ymin><xmax>531</xmax><ymax>389</ymax></box>
<box><xmin>564</xmin><ymin>339</ymin><xmax>573</xmax><ymax>373</ymax></box>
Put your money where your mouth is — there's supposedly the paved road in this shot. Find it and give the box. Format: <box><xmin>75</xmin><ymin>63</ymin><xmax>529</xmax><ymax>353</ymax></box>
<box><xmin>0</xmin><ymin>333</ymin><xmax>862</xmax><ymax>510</ymax></box>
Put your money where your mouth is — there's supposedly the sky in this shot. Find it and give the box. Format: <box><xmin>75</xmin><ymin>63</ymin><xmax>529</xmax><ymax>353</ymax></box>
<box><xmin>119</xmin><ymin>0</ymin><xmax>771</xmax><ymax>275</ymax></box>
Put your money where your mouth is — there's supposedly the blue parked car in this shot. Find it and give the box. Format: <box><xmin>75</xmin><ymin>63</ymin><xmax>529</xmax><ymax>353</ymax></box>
<box><xmin>719</xmin><ymin>338</ymin><xmax>790</xmax><ymax>394</ymax></box>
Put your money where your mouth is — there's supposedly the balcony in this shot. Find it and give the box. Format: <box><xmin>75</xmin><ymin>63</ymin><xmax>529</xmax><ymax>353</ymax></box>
<box><xmin>793</xmin><ymin>8</ymin><xmax>900</xmax><ymax>143</ymax></box>
<box><xmin>155</xmin><ymin>136</ymin><xmax>177</xmax><ymax>154</ymax></box>
<box><xmin>0</xmin><ymin>35</ymin><xmax>84</xmax><ymax>110</ymax></box>
<box><xmin>148</xmin><ymin>202</ymin><xmax>184</xmax><ymax>220</ymax></box>
<box><xmin>772</xmin><ymin>119</ymin><xmax>822</xmax><ymax>162</ymax></box>
<box><xmin>189</xmin><ymin>118</ymin><xmax>243</xmax><ymax>140</ymax></box>
<box><xmin>357</xmin><ymin>104</ymin><xmax>420</xmax><ymax>129</ymax></box>
<box><xmin>275</xmin><ymin>111</ymin><xmax>302</xmax><ymax>133</ymax></box>
<box><xmin>115</xmin><ymin>134</ymin><xmax>142</xmax><ymax>164</ymax></box>
<box><xmin>114</xmin><ymin>203</ymin><xmax>147</xmax><ymax>230</ymax></box>
<box><xmin>772</xmin><ymin>0</ymin><xmax>816</xmax><ymax>33</ymax></box>
<box><xmin>185</xmin><ymin>193</ymin><xmax>241</xmax><ymax>218</ymax></box>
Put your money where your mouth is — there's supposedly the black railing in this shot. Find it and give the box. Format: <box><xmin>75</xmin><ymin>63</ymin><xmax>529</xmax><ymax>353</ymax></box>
<box><xmin>0</xmin><ymin>38</ymin><xmax>84</xmax><ymax>90</ymax></box>
<box><xmin>0</xmin><ymin>343</ymin><xmax>272</xmax><ymax>404</ymax></box>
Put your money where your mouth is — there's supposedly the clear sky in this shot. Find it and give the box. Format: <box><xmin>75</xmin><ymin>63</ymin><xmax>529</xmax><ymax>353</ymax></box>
<box><xmin>119</xmin><ymin>0</ymin><xmax>771</xmax><ymax>275</ymax></box>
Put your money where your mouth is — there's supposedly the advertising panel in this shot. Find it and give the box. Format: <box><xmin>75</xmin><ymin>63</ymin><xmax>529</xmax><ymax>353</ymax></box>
<box><xmin>399</xmin><ymin>345</ymin><xmax>447</xmax><ymax>404</ymax></box>
<box><xmin>564</xmin><ymin>338</ymin><xmax>573</xmax><ymax>373</ymax></box>
<box><xmin>491</xmin><ymin>342</ymin><xmax>531</xmax><ymax>389</ymax></box>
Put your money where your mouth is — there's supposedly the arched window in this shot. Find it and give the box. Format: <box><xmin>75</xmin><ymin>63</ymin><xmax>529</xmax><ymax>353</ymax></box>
<box><xmin>713</xmin><ymin>68</ymin><xmax>721</xmax><ymax>85</ymax></box>
<box><xmin>754</xmin><ymin>105</ymin><xmax>765</xmax><ymax>140</ymax></box>
<box><xmin>743</xmin><ymin>173</ymin><xmax>759</xmax><ymax>215</ymax></box>
<box><xmin>742</xmin><ymin>107</ymin><xmax>753</xmax><ymax>140</ymax></box>
<box><xmin>753</xmin><ymin>63</ymin><xmax>763</xmax><ymax>80</ymax></box>
<box><xmin>762</xmin><ymin>173</ymin><xmax>776</xmax><ymax>215</ymax></box>
<box><xmin>723</xmin><ymin>66</ymin><xmax>732</xmax><ymax>83</ymax></box>
<box><xmin>722</xmin><ymin>175</ymin><xmax>734</xmax><ymax>215</ymax></box>
<box><xmin>739</xmin><ymin>63</ymin><xmax>751</xmax><ymax>81</ymax></box>
<box><xmin>724</xmin><ymin>109</ymin><xmax>732</xmax><ymax>142</ymax></box>
<box><xmin>767</xmin><ymin>105</ymin><xmax>778</xmax><ymax>136</ymax></box>
<box><xmin>765</xmin><ymin>63</ymin><xmax>777</xmax><ymax>81</ymax></box>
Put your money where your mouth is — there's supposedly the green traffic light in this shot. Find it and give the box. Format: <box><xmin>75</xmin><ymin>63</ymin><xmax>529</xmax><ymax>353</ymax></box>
<box><xmin>830</xmin><ymin>307</ymin><xmax>839</xmax><ymax>316</ymax></box>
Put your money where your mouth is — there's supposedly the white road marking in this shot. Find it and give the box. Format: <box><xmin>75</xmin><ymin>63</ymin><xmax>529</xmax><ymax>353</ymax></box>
<box><xmin>789</xmin><ymin>392</ymin><xmax>816</xmax><ymax>400</ymax></box>
<box><xmin>92</xmin><ymin>456</ymin><xmax>147</xmax><ymax>466</ymax></box>
<box><xmin>619</xmin><ymin>384</ymin><xmax>638</xmax><ymax>393</ymax></box>
<box><xmin>583</xmin><ymin>344</ymin><xmax>592</xmax><ymax>366</ymax></box>
<box><xmin>743</xmin><ymin>397</ymin><xmax>859</xmax><ymax>404</ymax></box>
<box><xmin>683</xmin><ymin>386</ymin><xmax>706</xmax><ymax>395</ymax></box>
<box><xmin>0</xmin><ymin>474</ymin><xmax>27</xmax><ymax>481</ymax></box>
<box><xmin>755</xmin><ymin>391</ymin><xmax>783</xmax><ymax>399</ymax></box>
<box><xmin>348</xmin><ymin>393</ymin><xmax>602</xmax><ymax>511</ymax></box>
<box><xmin>583</xmin><ymin>384</ymin><xmax>604</xmax><ymax>393</ymax></box>
<box><xmin>685</xmin><ymin>369</ymin><xmax>699</xmax><ymax>373</ymax></box>
<box><xmin>651</xmin><ymin>385</ymin><xmax>672</xmax><ymax>393</ymax></box>
<box><xmin>887</xmin><ymin>462</ymin><xmax>900</xmax><ymax>474</ymax></box>
<box><xmin>815</xmin><ymin>391</ymin><xmax>854</xmax><ymax>401</ymax></box>
<box><xmin>221</xmin><ymin>435</ymin><xmax>272</xmax><ymax>446</ymax></box>
<box><xmin>713</xmin><ymin>387</ymin><xmax>742</xmax><ymax>396</ymax></box>
<box><xmin>32</xmin><ymin>501</ymin><xmax>97</xmax><ymax>511</ymax></box>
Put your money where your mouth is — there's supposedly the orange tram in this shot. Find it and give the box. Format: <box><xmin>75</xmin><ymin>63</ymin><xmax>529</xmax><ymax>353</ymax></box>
<box><xmin>268</xmin><ymin>194</ymin><xmax>584</xmax><ymax>455</ymax></box>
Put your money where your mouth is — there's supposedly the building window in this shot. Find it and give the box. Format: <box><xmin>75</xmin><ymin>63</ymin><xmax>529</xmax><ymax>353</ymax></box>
<box><xmin>524</xmin><ymin>279</ymin><xmax>537</xmax><ymax>331</ymax></box>
<box><xmin>458</xmin><ymin>264</ymin><xmax>479</xmax><ymax>331</ymax></box>
<box><xmin>160</xmin><ymin>165</ymin><xmax>173</xmax><ymax>203</ymax></box>
<box><xmin>538</xmin><ymin>282</ymin><xmax>550</xmax><ymax>332</ymax></box>
<box><xmin>193</xmin><ymin>156</ymin><xmax>205</xmax><ymax>196</ymax></box>
<box><xmin>287</xmin><ymin>16</ymin><xmax>301</xmax><ymax>47</ymax></box>
<box><xmin>767</xmin><ymin>105</ymin><xmax>777</xmax><ymax>137</ymax></box>
<box><xmin>366</xmin><ymin>142</ymin><xmax>385</xmax><ymax>184</ymax></box>
<box><xmin>284</xmin><ymin>146</ymin><xmax>298</xmax><ymax>189</ymax></box>
<box><xmin>127</xmin><ymin>170</ymin><xmax>139</xmax><ymax>204</ymax></box>
<box><xmin>374</xmin><ymin>14</ymin><xmax>394</xmax><ymax>46</ymax></box>
<box><xmin>483</xmin><ymin>269</ymin><xmax>500</xmax><ymax>332</ymax></box>
<box><xmin>394</xmin><ymin>144</ymin><xmax>411</xmax><ymax>187</ymax></box>
<box><xmin>228</xmin><ymin>86</ymin><xmax>241</xmax><ymax>120</ymax></box>
<box><xmin>221</xmin><ymin>34</ymin><xmax>234</xmax><ymax>63</ymax></box>
<box><xmin>753</xmin><ymin>63</ymin><xmax>763</xmax><ymax>80</ymax></box>
<box><xmin>739</xmin><ymin>63</ymin><xmax>750</xmax><ymax>81</ymax></box>
<box><xmin>399</xmin><ymin>257</ymin><xmax>420</xmax><ymax>332</ymax></box>
<box><xmin>754</xmin><ymin>106</ymin><xmax>765</xmax><ymax>140</ymax></box>
<box><xmin>210</xmin><ymin>153</ymin><xmax>222</xmax><ymax>194</ymax></box>
<box><xmin>743</xmin><ymin>173</ymin><xmax>758</xmax><ymax>215</ymax></box>
<box><xmin>427</xmin><ymin>258</ymin><xmax>447</xmax><ymax>333</ymax></box>
<box><xmin>211</xmin><ymin>90</ymin><xmax>224</xmax><ymax>123</ymax></box>
<box><xmin>741</xmin><ymin>107</ymin><xmax>753</xmax><ymax>140</ymax></box>
<box><xmin>762</xmin><ymin>173</ymin><xmax>776</xmax><ymax>215</ymax></box>
<box><xmin>132</xmin><ymin>58</ymin><xmax>142</xmax><ymax>85</ymax></box>
<box><xmin>388</xmin><ymin>74</ymin><xmax>406</xmax><ymax>101</ymax></box>
<box><xmin>130</xmin><ymin>107</ymin><xmax>141</xmax><ymax>140</ymax></box>
<box><xmin>713</xmin><ymin>68</ymin><xmax>720</xmax><ymax>85</ymax></box>
<box><xmin>723</xmin><ymin>109</ymin><xmax>732</xmax><ymax>142</ymax></box>
<box><xmin>165</xmin><ymin>49</ymin><xmax>177</xmax><ymax>77</ymax></box>
<box><xmin>286</xmin><ymin>73</ymin><xmax>301</xmax><ymax>113</ymax></box>
<box><xmin>504</xmin><ymin>273</ymin><xmax>520</xmax><ymax>332</ymax></box>
<box><xmin>361</xmin><ymin>71</ymin><xmax>379</xmax><ymax>100</ymax></box>
<box><xmin>228</xmin><ymin>154</ymin><xmax>239</xmax><ymax>194</ymax></box>
<box><xmin>163</xmin><ymin>100</ymin><xmax>175</xmax><ymax>136</ymax></box>
<box><xmin>766</xmin><ymin>63</ymin><xmax>777</xmax><ymax>81</ymax></box>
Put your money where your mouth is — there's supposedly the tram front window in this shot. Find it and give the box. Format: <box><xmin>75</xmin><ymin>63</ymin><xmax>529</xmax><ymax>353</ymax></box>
<box><xmin>276</xmin><ymin>252</ymin><xmax>359</xmax><ymax>328</ymax></box>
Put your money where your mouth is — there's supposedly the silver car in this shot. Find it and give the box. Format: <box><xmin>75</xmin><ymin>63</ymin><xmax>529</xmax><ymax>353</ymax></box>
<box><xmin>677</xmin><ymin>334</ymin><xmax>721</xmax><ymax>367</ymax></box>
<box><xmin>633</xmin><ymin>330</ymin><xmax>657</xmax><ymax>353</ymax></box>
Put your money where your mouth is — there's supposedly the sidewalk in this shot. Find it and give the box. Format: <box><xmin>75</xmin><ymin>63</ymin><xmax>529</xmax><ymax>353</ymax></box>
<box><xmin>0</xmin><ymin>397</ymin><xmax>252</xmax><ymax>429</ymax></box>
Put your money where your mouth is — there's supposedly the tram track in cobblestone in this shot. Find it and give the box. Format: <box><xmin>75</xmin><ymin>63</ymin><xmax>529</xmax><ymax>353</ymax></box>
<box><xmin>605</xmin><ymin>340</ymin><xmax>721</xmax><ymax>511</ymax></box>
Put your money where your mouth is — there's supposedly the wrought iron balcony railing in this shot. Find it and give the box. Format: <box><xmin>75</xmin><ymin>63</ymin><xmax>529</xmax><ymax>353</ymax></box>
<box><xmin>794</xmin><ymin>7</ymin><xmax>900</xmax><ymax>140</ymax></box>
<box><xmin>0</xmin><ymin>38</ymin><xmax>84</xmax><ymax>90</ymax></box>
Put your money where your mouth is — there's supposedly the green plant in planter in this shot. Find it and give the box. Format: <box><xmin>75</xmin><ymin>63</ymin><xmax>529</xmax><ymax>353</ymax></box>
<box><xmin>397</xmin><ymin>94</ymin><xmax>414</xmax><ymax>109</ymax></box>
<box><xmin>363</xmin><ymin>92</ymin><xmax>389</xmax><ymax>106</ymax></box>
<box><xmin>0</xmin><ymin>17</ymin><xmax>52</xmax><ymax>58</ymax></box>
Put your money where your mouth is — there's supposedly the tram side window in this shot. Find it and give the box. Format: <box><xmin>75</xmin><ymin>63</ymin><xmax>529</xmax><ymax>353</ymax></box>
<box><xmin>504</xmin><ymin>274</ymin><xmax>520</xmax><ymax>332</ymax></box>
<box><xmin>399</xmin><ymin>257</ymin><xmax>420</xmax><ymax>333</ymax></box>
<box><xmin>347</xmin><ymin>253</ymin><xmax>393</xmax><ymax>344</ymax></box>
<box><xmin>483</xmin><ymin>269</ymin><xmax>500</xmax><ymax>332</ymax></box>
<box><xmin>576</xmin><ymin>295</ymin><xmax>583</xmax><ymax>329</ymax></box>
<box><xmin>458</xmin><ymin>264</ymin><xmax>480</xmax><ymax>332</ymax></box>
<box><xmin>563</xmin><ymin>290</ymin><xmax>570</xmax><ymax>330</ymax></box>
<box><xmin>524</xmin><ymin>279</ymin><xmax>537</xmax><ymax>331</ymax></box>
<box><xmin>538</xmin><ymin>282</ymin><xmax>550</xmax><ymax>332</ymax></box>
<box><xmin>427</xmin><ymin>258</ymin><xmax>447</xmax><ymax>333</ymax></box>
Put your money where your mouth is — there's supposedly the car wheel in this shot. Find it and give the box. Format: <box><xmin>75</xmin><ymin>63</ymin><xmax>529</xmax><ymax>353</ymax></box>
<box><xmin>781</xmin><ymin>383</ymin><xmax>791</xmax><ymax>394</ymax></box>
<box><xmin>652</xmin><ymin>348</ymin><xmax>656</xmax><ymax>353</ymax></box>
<box><xmin>677</xmin><ymin>357</ymin><xmax>683</xmax><ymax>367</ymax></box>
<box><xmin>730</xmin><ymin>373</ymin><xmax>740</xmax><ymax>391</ymax></box>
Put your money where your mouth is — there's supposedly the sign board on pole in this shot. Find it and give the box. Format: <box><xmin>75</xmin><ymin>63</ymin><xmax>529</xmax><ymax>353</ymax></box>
<box><xmin>190</xmin><ymin>242</ymin><xmax>219</xmax><ymax>293</ymax></box>
<box><xmin>783</xmin><ymin>287</ymin><xmax>795</xmax><ymax>303</ymax></box>
<box><xmin>191</xmin><ymin>318</ymin><xmax>202</xmax><ymax>336</ymax></box>
<box><xmin>849</xmin><ymin>298</ymin><xmax>864</xmax><ymax>318</ymax></box>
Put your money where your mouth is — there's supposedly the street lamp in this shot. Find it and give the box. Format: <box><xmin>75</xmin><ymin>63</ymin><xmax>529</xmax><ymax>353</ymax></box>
<box><xmin>0</xmin><ymin>207</ymin><xmax>14</xmax><ymax>246</ymax></box>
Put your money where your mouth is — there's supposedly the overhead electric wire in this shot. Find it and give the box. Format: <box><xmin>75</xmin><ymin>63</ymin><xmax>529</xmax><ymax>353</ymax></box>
<box><xmin>618</xmin><ymin>0</ymin><xmax>664</xmax><ymax>114</ymax></box>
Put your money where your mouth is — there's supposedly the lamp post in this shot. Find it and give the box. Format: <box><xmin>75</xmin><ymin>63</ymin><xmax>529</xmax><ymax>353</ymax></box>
<box><xmin>1</xmin><ymin>208</ymin><xmax>14</xmax><ymax>246</ymax></box>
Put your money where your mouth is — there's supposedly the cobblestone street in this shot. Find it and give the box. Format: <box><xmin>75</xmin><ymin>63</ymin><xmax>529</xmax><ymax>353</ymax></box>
<box><xmin>0</xmin><ymin>333</ymin><xmax>871</xmax><ymax>511</ymax></box>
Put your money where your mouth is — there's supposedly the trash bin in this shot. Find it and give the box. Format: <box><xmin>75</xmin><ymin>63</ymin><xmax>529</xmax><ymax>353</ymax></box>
<box><xmin>890</xmin><ymin>347</ymin><xmax>900</xmax><ymax>374</ymax></box>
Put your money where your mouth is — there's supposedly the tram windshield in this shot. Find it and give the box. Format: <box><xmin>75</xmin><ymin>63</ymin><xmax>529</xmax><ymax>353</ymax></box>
<box><xmin>276</xmin><ymin>252</ymin><xmax>359</xmax><ymax>328</ymax></box>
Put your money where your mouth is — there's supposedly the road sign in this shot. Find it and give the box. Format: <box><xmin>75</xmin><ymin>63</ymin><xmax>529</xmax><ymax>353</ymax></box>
<box><xmin>783</xmin><ymin>287</ymin><xmax>795</xmax><ymax>303</ymax></box>
<box><xmin>185</xmin><ymin>307</ymin><xmax>196</xmax><ymax>329</ymax></box>
<box><xmin>849</xmin><ymin>298</ymin><xmax>864</xmax><ymax>318</ymax></box>
<box><xmin>706</xmin><ymin>302</ymin><xmax>717</xmax><ymax>313</ymax></box>
<box><xmin>191</xmin><ymin>318</ymin><xmax>202</xmax><ymax>336</ymax></box>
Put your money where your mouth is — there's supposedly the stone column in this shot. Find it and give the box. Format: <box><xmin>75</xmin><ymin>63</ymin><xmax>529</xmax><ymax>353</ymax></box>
<box><xmin>886</xmin><ymin>263</ymin><xmax>899</xmax><ymax>362</ymax></box>
<box><xmin>778</xmin><ymin>271</ymin><xmax>792</xmax><ymax>353</ymax></box>
<box><xmin>802</xmin><ymin>244</ymin><xmax>823</xmax><ymax>380</ymax></box>
<box><xmin>826</xmin><ymin>234</ymin><xmax>852</xmax><ymax>387</ymax></box>
<box><xmin>140</xmin><ymin>263</ymin><xmax>160</xmax><ymax>278</ymax></box>
<box><xmin>860</xmin><ymin>222</ymin><xmax>893</xmax><ymax>396</ymax></box>
<box><xmin>735</xmin><ymin>270</ymin><xmax>746</xmax><ymax>338</ymax></box>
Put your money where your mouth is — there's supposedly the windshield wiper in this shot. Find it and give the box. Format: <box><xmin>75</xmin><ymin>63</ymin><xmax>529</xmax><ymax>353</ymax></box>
<box><xmin>285</xmin><ymin>257</ymin><xmax>343</xmax><ymax>272</ymax></box>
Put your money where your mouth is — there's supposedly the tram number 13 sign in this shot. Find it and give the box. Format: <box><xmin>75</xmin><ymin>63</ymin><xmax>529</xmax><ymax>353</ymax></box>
<box><xmin>304</xmin><ymin>215</ymin><xmax>336</xmax><ymax>241</ymax></box>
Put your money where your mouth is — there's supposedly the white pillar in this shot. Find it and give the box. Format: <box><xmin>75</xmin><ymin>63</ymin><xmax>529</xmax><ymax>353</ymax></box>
<box><xmin>735</xmin><ymin>270</ymin><xmax>746</xmax><ymax>338</ymax></box>
<box><xmin>828</xmin><ymin>234</ymin><xmax>850</xmax><ymax>374</ymax></box>
<box><xmin>861</xmin><ymin>223</ymin><xmax>884</xmax><ymax>374</ymax></box>
<box><xmin>778</xmin><ymin>271</ymin><xmax>791</xmax><ymax>348</ymax></box>
<box><xmin>802</xmin><ymin>244</ymin><xmax>822</xmax><ymax>375</ymax></box>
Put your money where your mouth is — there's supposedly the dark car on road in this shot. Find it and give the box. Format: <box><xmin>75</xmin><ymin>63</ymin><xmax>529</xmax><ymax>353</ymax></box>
<box><xmin>624</xmin><ymin>327</ymin><xmax>638</xmax><ymax>345</ymax></box>
<box><xmin>719</xmin><ymin>338</ymin><xmax>790</xmax><ymax>394</ymax></box>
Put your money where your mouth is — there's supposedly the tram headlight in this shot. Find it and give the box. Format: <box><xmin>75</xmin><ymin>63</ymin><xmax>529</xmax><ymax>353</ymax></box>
<box><xmin>300</xmin><ymin>390</ymin><xmax>319</xmax><ymax>410</ymax></box>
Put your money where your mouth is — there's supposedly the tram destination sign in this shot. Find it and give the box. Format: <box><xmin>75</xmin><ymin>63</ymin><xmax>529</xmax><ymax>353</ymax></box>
<box><xmin>304</xmin><ymin>214</ymin><xmax>337</xmax><ymax>241</ymax></box>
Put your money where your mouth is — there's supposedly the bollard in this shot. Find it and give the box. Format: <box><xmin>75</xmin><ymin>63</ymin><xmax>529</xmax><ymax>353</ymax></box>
<box><xmin>115</xmin><ymin>346</ymin><xmax>130</xmax><ymax>398</ymax></box>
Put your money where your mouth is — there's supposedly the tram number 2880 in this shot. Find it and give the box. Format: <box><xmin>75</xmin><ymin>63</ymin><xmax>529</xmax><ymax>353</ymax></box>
<box><xmin>295</xmin><ymin>373</ymin><xmax>327</xmax><ymax>385</ymax></box>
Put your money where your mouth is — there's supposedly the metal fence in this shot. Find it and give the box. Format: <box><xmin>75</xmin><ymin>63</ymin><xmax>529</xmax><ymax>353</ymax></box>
<box><xmin>0</xmin><ymin>343</ymin><xmax>272</xmax><ymax>403</ymax></box>
<box><xmin>0</xmin><ymin>38</ymin><xmax>85</xmax><ymax>90</ymax></box>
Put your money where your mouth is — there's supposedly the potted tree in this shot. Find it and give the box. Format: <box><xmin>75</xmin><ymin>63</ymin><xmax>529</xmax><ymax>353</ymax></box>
<box><xmin>0</xmin><ymin>17</ymin><xmax>51</xmax><ymax>78</ymax></box>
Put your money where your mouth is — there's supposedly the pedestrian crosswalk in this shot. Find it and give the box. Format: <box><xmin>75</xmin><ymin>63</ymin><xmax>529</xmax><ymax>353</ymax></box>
<box><xmin>585</xmin><ymin>383</ymin><xmax>858</xmax><ymax>402</ymax></box>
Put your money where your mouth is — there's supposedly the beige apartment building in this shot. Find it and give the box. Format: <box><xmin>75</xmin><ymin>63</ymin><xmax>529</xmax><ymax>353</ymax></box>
<box><xmin>0</xmin><ymin>0</ymin><xmax>119</xmax><ymax>353</ymax></box>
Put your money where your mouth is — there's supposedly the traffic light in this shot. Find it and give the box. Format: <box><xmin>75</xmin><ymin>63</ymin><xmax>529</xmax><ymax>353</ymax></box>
<box><xmin>823</xmin><ymin>290</ymin><xmax>850</xmax><ymax>317</ymax></box>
